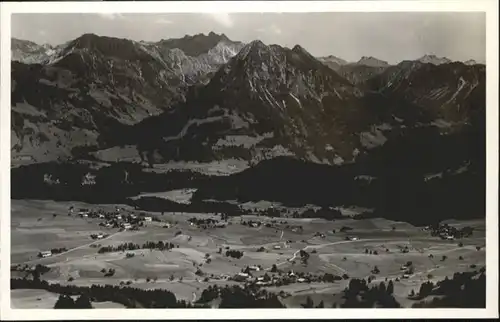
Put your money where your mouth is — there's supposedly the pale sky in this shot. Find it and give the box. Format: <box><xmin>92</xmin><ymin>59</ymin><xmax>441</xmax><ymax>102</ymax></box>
<box><xmin>11</xmin><ymin>12</ymin><xmax>486</xmax><ymax>64</ymax></box>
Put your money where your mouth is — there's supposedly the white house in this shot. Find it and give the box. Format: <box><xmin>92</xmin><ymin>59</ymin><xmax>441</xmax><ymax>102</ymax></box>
<box><xmin>249</xmin><ymin>265</ymin><xmax>260</xmax><ymax>271</ymax></box>
<box><xmin>273</xmin><ymin>245</ymin><xmax>281</xmax><ymax>250</ymax></box>
<box><xmin>40</xmin><ymin>251</ymin><xmax>52</xmax><ymax>258</ymax></box>
<box><xmin>297</xmin><ymin>278</ymin><xmax>306</xmax><ymax>283</ymax></box>
<box><xmin>234</xmin><ymin>272</ymin><xmax>250</xmax><ymax>282</ymax></box>
<box><xmin>97</xmin><ymin>233</ymin><xmax>105</xmax><ymax>239</ymax></box>
<box><xmin>122</xmin><ymin>223</ymin><xmax>132</xmax><ymax>229</ymax></box>
<box><xmin>144</xmin><ymin>217</ymin><xmax>152</xmax><ymax>222</ymax></box>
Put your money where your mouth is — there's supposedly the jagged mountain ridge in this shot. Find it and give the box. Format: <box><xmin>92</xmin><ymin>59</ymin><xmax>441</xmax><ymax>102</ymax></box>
<box><xmin>93</xmin><ymin>40</ymin><xmax>484</xmax><ymax>167</ymax></box>
<box><xmin>11</xmin><ymin>33</ymin><xmax>246</xmax><ymax>164</ymax></box>
<box><xmin>11</xmin><ymin>38</ymin><xmax>62</xmax><ymax>65</ymax></box>
<box><xmin>417</xmin><ymin>54</ymin><xmax>452</xmax><ymax>65</ymax></box>
<box><xmin>11</xmin><ymin>35</ymin><xmax>485</xmax><ymax>168</ymax></box>
<box><xmin>364</xmin><ymin>60</ymin><xmax>485</xmax><ymax>126</ymax></box>
<box><xmin>102</xmin><ymin>40</ymin><xmax>370</xmax><ymax>165</ymax></box>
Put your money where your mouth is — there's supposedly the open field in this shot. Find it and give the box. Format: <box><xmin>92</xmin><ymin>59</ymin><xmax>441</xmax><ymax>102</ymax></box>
<box><xmin>11</xmin><ymin>199</ymin><xmax>486</xmax><ymax>307</ymax></box>
<box><xmin>11</xmin><ymin>289</ymin><xmax>125</xmax><ymax>309</ymax></box>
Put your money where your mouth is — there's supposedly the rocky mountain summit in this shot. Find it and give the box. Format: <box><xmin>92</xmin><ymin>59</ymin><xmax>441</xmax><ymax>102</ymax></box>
<box><xmin>11</xmin><ymin>33</ymin><xmax>245</xmax><ymax>164</ymax></box>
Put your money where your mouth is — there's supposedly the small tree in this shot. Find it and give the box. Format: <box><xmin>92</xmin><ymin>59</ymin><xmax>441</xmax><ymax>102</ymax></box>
<box><xmin>74</xmin><ymin>295</ymin><xmax>92</xmax><ymax>309</ymax></box>
<box><xmin>301</xmin><ymin>296</ymin><xmax>314</xmax><ymax>308</ymax></box>
<box><xmin>387</xmin><ymin>280</ymin><xmax>394</xmax><ymax>295</ymax></box>
<box><xmin>54</xmin><ymin>295</ymin><xmax>75</xmax><ymax>309</ymax></box>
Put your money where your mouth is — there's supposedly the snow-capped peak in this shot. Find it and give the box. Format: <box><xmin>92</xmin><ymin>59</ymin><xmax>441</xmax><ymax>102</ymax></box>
<box><xmin>417</xmin><ymin>54</ymin><xmax>452</xmax><ymax>65</ymax></box>
<box><xmin>464</xmin><ymin>59</ymin><xmax>478</xmax><ymax>66</ymax></box>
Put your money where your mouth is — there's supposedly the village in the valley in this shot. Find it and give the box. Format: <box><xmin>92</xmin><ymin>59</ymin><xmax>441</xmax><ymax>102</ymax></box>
<box><xmin>11</xmin><ymin>196</ymin><xmax>486</xmax><ymax>308</ymax></box>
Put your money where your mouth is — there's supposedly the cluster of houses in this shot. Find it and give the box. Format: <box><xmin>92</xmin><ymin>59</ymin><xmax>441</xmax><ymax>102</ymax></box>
<box><xmin>399</xmin><ymin>261</ymin><xmax>415</xmax><ymax>279</ymax></box>
<box><xmin>68</xmin><ymin>206</ymin><xmax>155</xmax><ymax>231</ymax></box>
<box><xmin>231</xmin><ymin>269</ymin><xmax>343</xmax><ymax>286</ymax></box>
<box><xmin>188</xmin><ymin>217</ymin><xmax>226</xmax><ymax>229</ymax></box>
<box><xmin>425</xmin><ymin>223</ymin><xmax>473</xmax><ymax>240</ymax></box>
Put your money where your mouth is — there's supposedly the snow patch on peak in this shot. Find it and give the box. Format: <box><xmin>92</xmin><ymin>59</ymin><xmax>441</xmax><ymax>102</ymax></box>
<box><xmin>418</xmin><ymin>54</ymin><xmax>452</xmax><ymax>65</ymax></box>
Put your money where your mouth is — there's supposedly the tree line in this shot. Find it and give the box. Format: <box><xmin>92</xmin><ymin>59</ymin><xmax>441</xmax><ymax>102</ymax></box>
<box><xmin>11</xmin><ymin>278</ymin><xmax>207</xmax><ymax>308</ymax></box>
<box><xmin>98</xmin><ymin>241</ymin><xmax>178</xmax><ymax>254</ymax></box>
<box><xmin>412</xmin><ymin>267</ymin><xmax>486</xmax><ymax>308</ymax></box>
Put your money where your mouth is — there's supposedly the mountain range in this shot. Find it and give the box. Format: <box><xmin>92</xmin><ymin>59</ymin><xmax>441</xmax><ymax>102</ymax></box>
<box><xmin>11</xmin><ymin>32</ymin><xmax>485</xmax><ymax>224</ymax></box>
<box><xmin>11</xmin><ymin>33</ymin><xmax>484</xmax><ymax>166</ymax></box>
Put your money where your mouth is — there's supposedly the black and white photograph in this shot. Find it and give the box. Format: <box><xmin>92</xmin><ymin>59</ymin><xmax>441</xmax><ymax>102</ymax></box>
<box><xmin>1</xmin><ymin>0</ymin><xmax>498</xmax><ymax>319</ymax></box>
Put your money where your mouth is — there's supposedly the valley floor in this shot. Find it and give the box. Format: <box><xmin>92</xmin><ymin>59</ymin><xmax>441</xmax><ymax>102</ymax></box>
<box><xmin>10</xmin><ymin>199</ymin><xmax>486</xmax><ymax>308</ymax></box>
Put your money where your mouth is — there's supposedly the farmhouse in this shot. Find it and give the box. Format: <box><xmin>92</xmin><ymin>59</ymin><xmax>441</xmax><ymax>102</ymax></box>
<box><xmin>40</xmin><ymin>251</ymin><xmax>52</xmax><ymax>258</ymax></box>
<box><xmin>234</xmin><ymin>272</ymin><xmax>250</xmax><ymax>282</ymax></box>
